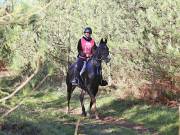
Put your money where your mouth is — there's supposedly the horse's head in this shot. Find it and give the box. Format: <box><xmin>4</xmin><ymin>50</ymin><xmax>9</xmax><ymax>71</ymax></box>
<box><xmin>95</xmin><ymin>38</ymin><xmax>111</xmax><ymax>63</ymax></box>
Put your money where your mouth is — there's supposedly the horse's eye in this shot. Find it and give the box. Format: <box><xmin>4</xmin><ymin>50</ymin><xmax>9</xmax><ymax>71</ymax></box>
<box><xmin>105</xmin><ymin>46</ymin><xmax>109</xmax><ymax>50</ymax></box>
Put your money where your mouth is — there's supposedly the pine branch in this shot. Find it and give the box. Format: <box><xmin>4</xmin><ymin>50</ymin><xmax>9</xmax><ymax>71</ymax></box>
<box><xmin>0</xmin><ymin>57</ymin><xmax>41</xmax><ymax>102</ymax></box>
<box><xmin>0</xmin><ymin>0</ymin><xmax>55</xmax><ymax>26</ymax></box>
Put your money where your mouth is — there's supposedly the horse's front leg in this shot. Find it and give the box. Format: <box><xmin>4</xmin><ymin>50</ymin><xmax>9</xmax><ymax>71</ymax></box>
<box><xmin>87</xmin><ymin>90</ymin><xmax>99</xmax><ymax>119</ymax></box>
<box><xmin>90</xmin><ymin>96</ymin><xmax>99</xmax><ymax>119</ymax></box>
<box><xmin>80</xmin><ymin>90</ymin><xmax>86</xmax><ymax>116</ymax></box>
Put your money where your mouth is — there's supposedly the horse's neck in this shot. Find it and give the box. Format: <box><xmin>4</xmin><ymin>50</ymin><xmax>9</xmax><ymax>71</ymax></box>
<box><xmin>90</xmin><ymin>56</ymin><xmax>101</xmax><ymax>67</ymax></box>
<box><xmin>93</xmin><ymin>48</ymin><xmax>101</xmax><ymax>59</ymax></box>
<box><xmin>88</xmin><ymin>48</ymin><xmax>101</xmax><ymax>67</ymax></box>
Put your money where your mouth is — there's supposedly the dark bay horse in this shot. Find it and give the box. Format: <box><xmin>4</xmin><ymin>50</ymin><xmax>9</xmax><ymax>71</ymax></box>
<box><xmin>66</xmin><ymin>38</ymin><xmax>111</xmax><ymax>119</ymax></box>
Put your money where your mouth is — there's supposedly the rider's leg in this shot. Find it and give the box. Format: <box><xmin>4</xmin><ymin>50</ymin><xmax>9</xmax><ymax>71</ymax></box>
<box><xmin>80</xmin><ymin>60</ymin><xmax>87</xmax><ymax>76</ymax></box>
<box><xmin>71</xmin><ymin>57</ymin><xmax>84</xmax><ymax>85</ymax></box>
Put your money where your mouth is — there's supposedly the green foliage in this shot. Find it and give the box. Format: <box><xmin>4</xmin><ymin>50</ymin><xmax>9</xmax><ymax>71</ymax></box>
<box><xmin>0</xmin><ymin>0</ymin><xmax>46</xmax><ymax>72</ymax></box>
<box><xmin>1</xmin><ymin>0</ymin><xmax>179</xmax><ymax>80</ymax></box>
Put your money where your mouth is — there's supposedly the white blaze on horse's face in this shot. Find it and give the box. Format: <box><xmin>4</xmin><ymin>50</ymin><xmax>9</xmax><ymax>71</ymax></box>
<box><xmin>98</xmin><ymin>38</ymin><xmax>111</xmax><ymax>63</ymax></box>
<box><xmin>107</xmin><ymin>54</ymin><xmax>111</xmax><ymax>60</ymax></box>
<box><xmin>105</xmin><ymin>54</ymin><xmax>111</xmax><ymax>63</ymax></box>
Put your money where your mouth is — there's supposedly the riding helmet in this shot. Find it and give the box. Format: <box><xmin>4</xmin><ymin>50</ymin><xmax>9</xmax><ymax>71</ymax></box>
<box><xmin>84</xmin><ymin>27</ymin><xmax>92</xmax><ymax>34</ymax></box>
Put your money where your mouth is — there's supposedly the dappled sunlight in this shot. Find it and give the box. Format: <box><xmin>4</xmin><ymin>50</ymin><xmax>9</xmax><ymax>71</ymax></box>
<box><xmin>98</xmin><ymin>98</ymin><xmax>179</xmax><ymax>135</ymax></box>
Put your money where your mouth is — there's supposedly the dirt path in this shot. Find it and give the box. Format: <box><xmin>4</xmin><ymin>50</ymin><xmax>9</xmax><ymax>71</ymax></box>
<box><xmin>64</xmin><ymin>108</ymin><xmax>159</xmax><ymax>135</ymax></box>
<box><xmin>98</xmin><ymin>116</ymin><xmax>157</xmax><ymax>134</ymax></box>
<box><xmin>77</xmin><ymin>116</ymin><xmax>158</xmax><ymax>135</ymax></box>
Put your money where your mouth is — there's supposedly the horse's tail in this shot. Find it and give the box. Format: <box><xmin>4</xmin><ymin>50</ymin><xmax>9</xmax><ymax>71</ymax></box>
<box><xmin>66</xmin><ymin>71</ymin><xmax>69</xmax><ymax>84</ymax></box>
<box><xmin>66</xmin><ymin>61</ymin><xmax>74</xmax><ymax>83</ymax></box>
<box><xmin>67</xmin><ymin>61</ymin><xmax>72</xmax><ymax>69</ymax></box>
<box><xmin>66</xmin><ymin>61</ymin><xmax>72</xmax><ymax>74</ymax></box>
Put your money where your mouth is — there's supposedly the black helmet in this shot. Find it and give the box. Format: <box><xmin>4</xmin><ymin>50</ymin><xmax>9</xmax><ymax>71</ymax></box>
<box><xmin>84</xmin><ymin>27</ymin><xmax>92</xmax><ymax>34</ymax></box>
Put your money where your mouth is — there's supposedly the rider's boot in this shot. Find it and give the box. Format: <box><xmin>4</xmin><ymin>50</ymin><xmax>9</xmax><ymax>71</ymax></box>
<box><xmin>71</xmin><ymin>67</ymin><xmax>80</xmax><ymax>86</ymax></box>
<box><xmin>100</xmin><ymin>79</ymin><xmax>108</xmax><ymax>86</ymax></box>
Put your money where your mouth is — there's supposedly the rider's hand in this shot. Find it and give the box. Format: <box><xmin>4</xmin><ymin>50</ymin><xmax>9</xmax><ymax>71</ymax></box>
<box><xmin>79</xmin><ymin>51</ymin><xmax>86</xmax><ymax>57</ymax></box>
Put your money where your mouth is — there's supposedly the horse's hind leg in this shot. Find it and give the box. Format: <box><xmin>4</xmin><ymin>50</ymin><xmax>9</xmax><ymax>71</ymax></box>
<box><xmin>67</xmin><ymin>83</ymin><xmax>75</xmax><ymax>114</ymax></box>
<box><xmin>80</xmin><ymin>90</ymin><xmax>86</xmax><ymax>116</ymax></box>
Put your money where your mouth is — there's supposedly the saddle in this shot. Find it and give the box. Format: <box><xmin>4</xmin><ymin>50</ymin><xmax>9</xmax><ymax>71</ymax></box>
<box><xmin>74</xmin><ymin>59</ymin><xmax>108</xmax><ymax>86</ymax></box>
<box><xmin>79</xmin><ymin>59</ymin><xmax>101</xmax><ymax>77</ymax></box>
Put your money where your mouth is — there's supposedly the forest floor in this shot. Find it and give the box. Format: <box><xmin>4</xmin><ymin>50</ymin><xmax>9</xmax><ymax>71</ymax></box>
<box><xmin>0</xmin><ymin>83</ymin><xmax>179</xmax><ymax>135</ymax></box>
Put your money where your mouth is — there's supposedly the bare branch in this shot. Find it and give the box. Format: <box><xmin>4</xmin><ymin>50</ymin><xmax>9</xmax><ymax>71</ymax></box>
<box><xmin>1</xmin><ymin>100</ymin><xmax>23</xmax><ymax>118</ymax></box>
<box><xmin>33</xmin><ymin>74</ymin><xmax>49</xmax><ymax>91</ymax></box>
<box><xmin>74</xmin><ymin>118</ymin><xmax>81</xmax><ymax>135</ymax></box>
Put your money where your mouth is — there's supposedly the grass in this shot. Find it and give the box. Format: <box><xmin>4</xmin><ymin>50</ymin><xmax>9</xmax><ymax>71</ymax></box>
<box><xmin>0</xmin><ymin>84</ymin><xmax>179</xmax><ymax>135</ymax></box>
<box><xmin>97</xmin><ymin>96</ymin><xmax>179</xmax><ymax>135</ymax></box>
<box><xmin>1</xmin><ymin>88</ymin><xmax>77</xmax><ymax>135</ymax></box>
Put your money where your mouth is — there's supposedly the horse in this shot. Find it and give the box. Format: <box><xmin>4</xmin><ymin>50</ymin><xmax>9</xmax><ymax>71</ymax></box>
<box><xmin>66</xmin><ymin>38</ymin><xmax>111</xmax><ymax>119</ymax></box>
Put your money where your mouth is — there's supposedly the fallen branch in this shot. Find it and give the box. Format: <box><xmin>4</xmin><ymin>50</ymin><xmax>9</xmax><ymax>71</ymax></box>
<box><xmin>74</xmin><ymin>118</ymin><xmax>81</xmax><ymax>135</ymax></box>
<box><xmin>1</xmin><ymin>100</ymin><xmax>23</xmax><ymax>118</ymax></box>
<box><xmin>179</xmin><ymin>104</ymin><xmax>180</xmax><ymax>135</ymax></box>
<box><xmin>0</xmin><ymin>58</ymin><xmax>41</xmax><ymax>102</ymax></box>
<box><xmin>33</xmin><ymin>74</ymin><xmax>49</xmax><ymax>91</ymax></box>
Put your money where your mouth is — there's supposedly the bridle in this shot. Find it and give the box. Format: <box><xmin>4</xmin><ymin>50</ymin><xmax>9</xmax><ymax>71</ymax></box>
<box><xmin>92</xmin><ymin>43</ymin><xmax>110</xmax><ymax>63</ymax></box>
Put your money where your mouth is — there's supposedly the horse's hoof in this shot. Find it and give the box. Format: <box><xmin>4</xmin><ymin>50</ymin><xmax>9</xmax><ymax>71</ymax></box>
<box><xmin>81</xmin><ymin>112</ymin><xmax>87</xmax><ymax>117</ymax></box>
<box><xmin>95</xmin><ymin>115</ymin><xmax>100</xmax><ymax>120</ymax></box>
<box><xmin>87</xmin><ymin>112</ymin><xmax>90</xmax><ymax>117</ymax></box>
<box><xmin>66</xmin><ymin>109</ymin><xmax>70</xmax><ymax>114</ymax></box>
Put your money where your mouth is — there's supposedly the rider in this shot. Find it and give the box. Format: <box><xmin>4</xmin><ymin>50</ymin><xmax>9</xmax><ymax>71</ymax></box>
<box><xmin>71</xmin><ymin>27</ymin><xmax>108</xmax><ymax>86</ymax></box>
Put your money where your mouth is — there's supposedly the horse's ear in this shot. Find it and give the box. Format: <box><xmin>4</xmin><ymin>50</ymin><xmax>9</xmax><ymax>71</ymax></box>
<box><xmin>100</xmin><ymin>38</ymin><xmax>103</xmax><ymax>43</ymax></box>
<box><xmin>104</xmin><ymin>38</ymin><xmax>107</xmax><ymax>43</ymax></box>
